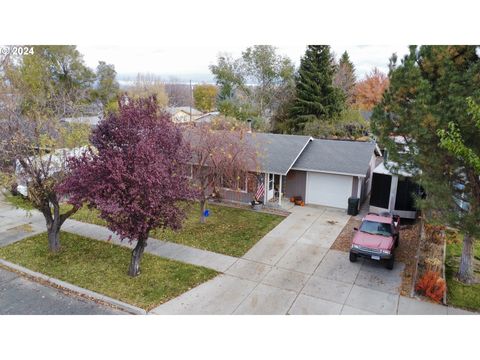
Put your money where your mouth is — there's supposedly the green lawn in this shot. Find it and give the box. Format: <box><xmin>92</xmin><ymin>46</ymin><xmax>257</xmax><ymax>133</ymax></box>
<box><xmin>151</xmin><ymin>203</ymin><xmax>283</xmax><ymax>257</ymax></box>
<box><xmin>445</xmin><ymin>236</ymin><xmax>480</xmax><ymax>312</ymax></box>
<box><xmin>5</xmin><ymin>193</ymin><xmax>284</xmax><ymax>257</ymax></box>
<box><xmin>67</xmin><ymin>202</ymin><xmax>283</xmax><ymax>257</ymax></box>
<box><xmin>0</xmin><ymin>232</ymin><xmax>217</xmax><ymax>310</ymax></box>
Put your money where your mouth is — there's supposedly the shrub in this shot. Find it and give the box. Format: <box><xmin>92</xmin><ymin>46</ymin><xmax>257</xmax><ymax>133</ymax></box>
<box><xmin>445</xmin><ymin>229</ymin><xmax>460</xmax><ymax>245</ymax></box>
<box><xmin>415</xmin><ymin>271</ymin><xmax>446</xmax><ymax>303</ymax></box>
<box><xmin>424</xmin><ymin>223</ymin><xmax>446</xmax><ymax>245</ymax></box>
<box><xmin>424</xmin><ymin>257</ymin><xmax>443</xmax><ymax>273</ymax></box>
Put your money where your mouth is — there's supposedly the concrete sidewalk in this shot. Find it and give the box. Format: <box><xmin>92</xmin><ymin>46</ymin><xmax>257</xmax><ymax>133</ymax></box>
<box><xmin>0</xmin><ymin>199</ymin><xmax>237</xmax><ymax>273</ymax></box>
<box><xmin>61</xmin><ymin>219</ymin><xmax>237</xmax><ymax>272</ymax></box>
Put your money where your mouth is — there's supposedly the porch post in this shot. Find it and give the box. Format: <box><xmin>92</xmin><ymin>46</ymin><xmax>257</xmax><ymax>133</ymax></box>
<box><xmin>389</xmin><ymin>175</ymin><xmax>399</xmax><ymax>212</ymax></box>
<box><xmin>278</xmin><ymin>174</ymin><xmax>282</xmax><ymax>206</ymax></box>
<box><xmin>263</xmin><ymin>173</ymin><xmax>267</xmax><ymax>204</ymax></box>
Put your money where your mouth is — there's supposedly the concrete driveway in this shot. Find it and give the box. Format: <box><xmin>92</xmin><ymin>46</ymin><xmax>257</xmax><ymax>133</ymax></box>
<box><xmin>152</xmin><ymin>205</ymin><xmax>474</xmax><ymax>315</ymax></box>
<box><xmin>152</xmin><ymin>205</ymin><xmax>357</xmax><ymax>314</ymax></box>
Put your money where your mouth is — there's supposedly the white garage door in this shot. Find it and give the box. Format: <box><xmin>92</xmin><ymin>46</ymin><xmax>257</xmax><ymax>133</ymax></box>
<box><xmin>306</xmin><ymin>172</ymin><xmax>353</xmax><ymax>208</ymax></box>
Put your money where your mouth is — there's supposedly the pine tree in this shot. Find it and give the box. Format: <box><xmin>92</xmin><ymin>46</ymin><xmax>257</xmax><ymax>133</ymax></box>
<box><xmin>372</xmin><ymin>45</ymin><xmax>480</xmax><ymax>284</ymax></box>
<box><xmin>334</xmin><ymin>51</ymin><xmax>356</xmax><ymax>105</ymax></box>
<box><xmin>289</xmin><ymin>45</ymin><xmax>345</xmax><ymax>133</ymax></box>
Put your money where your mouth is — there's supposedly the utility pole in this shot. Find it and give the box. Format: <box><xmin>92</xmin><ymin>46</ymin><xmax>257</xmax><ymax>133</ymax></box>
<box><xmin>189</xmin><ymin>80</ymin><xmax>193</xmax><ymax>122</ymax></box>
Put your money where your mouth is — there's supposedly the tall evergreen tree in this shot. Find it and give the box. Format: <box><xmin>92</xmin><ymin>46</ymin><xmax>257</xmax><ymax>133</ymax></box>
<box><xmin>372</xmin><ymin>45</ymin><xmax>480</xmax><ymax>284</ymax></box>
<box><xmin>334</xmin><ymin>51</ymin><xmax>356</xmax><ymax>105</ymax></box>
<box><xmin>289</xmin><ymin>45</ymin><xmax>345</xmax><ymax>133</ymax></box>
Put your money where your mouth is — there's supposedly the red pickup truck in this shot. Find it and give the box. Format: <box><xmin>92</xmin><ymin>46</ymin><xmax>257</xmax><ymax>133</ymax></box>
<box><xmin>349</xmin><ymin>212</ymin><xmax>400</xmax><ymax>270</ymax></box>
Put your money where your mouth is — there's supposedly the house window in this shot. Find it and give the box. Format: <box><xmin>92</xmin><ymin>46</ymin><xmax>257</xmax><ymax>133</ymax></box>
<box><xmin>221</xmin><ymin>172</ymin><xmax>248</xmax><ymax>193</ymax></box>
<box><xmin>268</xmin><ymin>173</ymin><xmax>274</xmax><ymax>191</ymax></box>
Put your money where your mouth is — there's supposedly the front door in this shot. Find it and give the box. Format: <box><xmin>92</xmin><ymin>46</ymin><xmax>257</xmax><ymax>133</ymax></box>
<box><xmin>267</xmin><ymin>173</ymin><xmax>275</xmax><ymax>201</ymax></box>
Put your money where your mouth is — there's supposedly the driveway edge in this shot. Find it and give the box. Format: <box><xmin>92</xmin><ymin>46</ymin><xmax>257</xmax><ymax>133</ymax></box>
<box><xmin>0</xmin><ymin>259</ymin><xmax>146</xmax><ymax>315</ymax></box>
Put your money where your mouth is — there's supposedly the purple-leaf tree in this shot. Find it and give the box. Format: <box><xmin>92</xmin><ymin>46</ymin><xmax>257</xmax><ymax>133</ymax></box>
<box><xmin>59</xmin><ymin>96</ymin><xmax>196</xmax><ymax>276</ymax></box>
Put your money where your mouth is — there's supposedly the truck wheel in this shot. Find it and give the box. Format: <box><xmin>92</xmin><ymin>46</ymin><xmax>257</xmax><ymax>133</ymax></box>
<box><xmin>395</xmin><ymin>234</ymin><xmax>400</xmax><ymax>248</ymax></box>
<box><xmin>386</xmin><ymin>254</ymin><xmax>395</xmax><ymax>270</ymax></box>
<box><xmin>349</xmin><ymin>251</ymin><xmax>357</xmax><ymax>263</ymax></box>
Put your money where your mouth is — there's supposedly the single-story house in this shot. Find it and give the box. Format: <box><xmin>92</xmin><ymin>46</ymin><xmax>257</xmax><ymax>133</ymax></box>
<box><xmin>167</xmin><ymin>106</ymin><xmax>204</xmax><ymax>123</ymax></box>
<box><xmin>213</xmin><ymin>133</ymin><xmax>381</xmax><ymax>210</ymax></box>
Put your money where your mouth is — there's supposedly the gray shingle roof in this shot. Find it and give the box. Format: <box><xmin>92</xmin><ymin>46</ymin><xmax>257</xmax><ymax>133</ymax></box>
<box><xmin>248</xmin><ymin>133</ymin><xmax>312</xmax><ymax>175</ymax></box>
<box><xmin>183</xmin><ymin>128</ymin><xmax>375</xmax><ymax>177</ymax></box>
<box><xmin>291</xmin><ymin>139</ymin><xmax>376</xmax><ymax>176</ymax></box>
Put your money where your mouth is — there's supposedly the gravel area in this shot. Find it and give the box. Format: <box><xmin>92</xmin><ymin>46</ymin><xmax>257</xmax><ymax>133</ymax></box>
<box><xmin>331</xmin><ymin>217</ymin><xmax>361</xmax><ymax>252</ymax></box>
<box><xmin>331</xmin><ymin>217</ymin><xmax>421</xmax><ymax>296</ymax></box>
<box><xmin>396</xmin><ymin>222</ymin><xmax>421</xmax><ymax>296</ymax></box>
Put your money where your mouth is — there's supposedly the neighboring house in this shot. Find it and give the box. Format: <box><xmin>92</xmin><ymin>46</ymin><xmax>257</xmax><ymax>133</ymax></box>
<box><xmin>368</xmin><ymin>135</ymin><xmax>423</xmax><ymax>219</ymax></box>
<box><xmin>188</xmin><ymin>132</ymin><xmax>381</xmax><ymax>210</ymax></box>
<box><xmin>15</xmin><ymin>147</ymin><xmax>87</xmax><ymax>197</ymax></box>
<box><xmin>61</xmin><ymin>109</ymin><xmax>218</xmax><ymax>126</ymax></box>
<box><xmin>167</xmin><ymin>106</ymin><xmax>203</xmax><ymax>123</ymax></box>
<box><xmin>369</xmin><ymin>161</ymin><xmax>422</xmax><ymax>219</ymax></box>
<box><xmin>195</xmin><ymin>111</ymin><xmax>220</xmax><ymax>123</ymax></box>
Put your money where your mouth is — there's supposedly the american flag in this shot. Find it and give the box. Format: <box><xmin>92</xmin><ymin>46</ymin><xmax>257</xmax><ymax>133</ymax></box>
<box><xmin>255</xmin><ymin>180</ymin><xmax>265</xmax><ymax>201</ymax></box>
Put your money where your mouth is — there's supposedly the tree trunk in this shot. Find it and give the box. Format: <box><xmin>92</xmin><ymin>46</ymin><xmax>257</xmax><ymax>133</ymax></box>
<box><xmin>457</xmin><ymin>233</ymin><xmax>474</xmax><ymax>284</ymax></box>
<box><xmin>128</xmin><ymin>235</ymin><xmax>148</xmax><ymax>277</ymax></box>
<box><xmin>46</xmin><ymin>202</ymin><xmax>62</xmax><ymax>252</ymax></box>
<box><xmin>200</xmin><ymin>199</ymin><xmax>207</xmax><ymax>223</ymax></box>
<box><xmin>47</xmin><ymin>223</ymin><xmax>61</xmax><ymax>252</ymax></box>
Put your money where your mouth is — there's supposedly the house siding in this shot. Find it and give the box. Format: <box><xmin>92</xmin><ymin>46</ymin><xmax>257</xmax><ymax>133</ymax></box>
<box><xmin>219</xmin><ymin>189</ymin><xmax>253</xmax><ymax>203</ymax></box>
<box><xmin>351</xmin><ymin>176</ymin><xmax>359</xmax><ymax>197</ymax></box>
<box><xmin>285</xmin><ymin>170</ymin><xmax>306</xmax><ymax>200</ymax></box>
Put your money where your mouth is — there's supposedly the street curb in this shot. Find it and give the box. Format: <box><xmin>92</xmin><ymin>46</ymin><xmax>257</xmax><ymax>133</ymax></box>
<box><xmin>0</xmin><ymin>259</ymin><xmax>146</xmax><ymax>315</ymax></box>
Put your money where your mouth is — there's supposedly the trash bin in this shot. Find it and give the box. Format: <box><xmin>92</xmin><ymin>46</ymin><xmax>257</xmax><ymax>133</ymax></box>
<box><xmin>347</xmin><ymin>197</ymin><xmax>359</xmax><ymax>216</ymax></box>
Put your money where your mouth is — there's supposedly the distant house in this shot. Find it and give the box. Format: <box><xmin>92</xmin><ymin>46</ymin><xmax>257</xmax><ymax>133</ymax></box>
<box><xmin>61</xmin><ymin>115</ymin><xmax>102</xmax><ymax>127</ymax></box>
<box><xmin>360</xmin><ymin>110</ymin><xmax>373</xmax><ymax>122</ymax></box>
<box><xmin>166</xmin><ymin>107</ymin><xmax>203</xmax><ymax>123</ymax></box>
<box><xmin>195</xmin><ymin>111</ymin><xmax>220</xmax><ymax>123</ymax></box>
<box><xmin>185</xmin><ymin>131</ymin><xmax>381</xmax><ymax>210</ymax></box>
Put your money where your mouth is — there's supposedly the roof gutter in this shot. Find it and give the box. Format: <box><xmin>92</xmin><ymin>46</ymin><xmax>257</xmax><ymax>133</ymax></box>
<box><xmin>290</xmin><ymin>167</ymin><xmax>367</xmax><ymax>178</ymax></box>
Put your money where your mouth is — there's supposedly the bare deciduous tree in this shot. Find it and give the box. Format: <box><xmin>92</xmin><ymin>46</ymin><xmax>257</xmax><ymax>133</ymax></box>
<box><xmin>127</xmin><ymin>73</ymin><xmax>169</xmax><ymax>108</ymax></box>
<box><xmin>0</xmin><ymin>45</ymin><xmax>93</xmax><ymax>252</ymax></box>
<box><xmin>185</xmin><ymin>124</ymin><xmax>259</xmax><ymax>223</ymax></box>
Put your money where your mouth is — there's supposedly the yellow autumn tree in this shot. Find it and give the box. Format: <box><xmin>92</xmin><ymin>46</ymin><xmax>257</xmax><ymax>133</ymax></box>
<box><xmin>193</xmin><ymin>84</ymin><xmax>218</xmax><ymax>112</ymax></box>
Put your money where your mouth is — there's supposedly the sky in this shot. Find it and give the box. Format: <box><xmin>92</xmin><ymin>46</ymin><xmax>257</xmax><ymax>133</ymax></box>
<box><xmin>77</xmin><ymin>45</ymin><xmax>410</xmax><ymax>84</ymax></box>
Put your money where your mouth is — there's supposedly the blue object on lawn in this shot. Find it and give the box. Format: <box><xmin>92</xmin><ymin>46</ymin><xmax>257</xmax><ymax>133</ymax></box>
<box><xmin>203</xmin><ymin>209</ymin><xmax>210</xmax><ymax>217</ymax></box>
